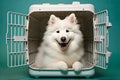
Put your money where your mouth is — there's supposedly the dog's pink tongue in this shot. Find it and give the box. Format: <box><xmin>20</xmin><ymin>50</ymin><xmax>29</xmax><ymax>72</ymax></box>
<box><xmin>61</xmin><ymin>43</ymin><xmax>67</xmax><ymax>48</ymax></box>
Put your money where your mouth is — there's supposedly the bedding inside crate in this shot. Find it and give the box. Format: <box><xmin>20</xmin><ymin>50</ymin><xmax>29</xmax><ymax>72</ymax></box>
<box><xmin>28</xmin><ymin>11</ymin><xmax>94</xmax><ymax>69</ymax></box>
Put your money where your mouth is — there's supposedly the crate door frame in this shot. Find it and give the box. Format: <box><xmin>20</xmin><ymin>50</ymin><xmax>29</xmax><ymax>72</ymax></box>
<box><xmin>6</xmin><ymin>11</ymin><xmax>29</xmax><ymax>67</ymax></box>
<box><xmin>94</xmin><ymin>10</ymin><xmax>112</xmax><ymax>69</ymax></box>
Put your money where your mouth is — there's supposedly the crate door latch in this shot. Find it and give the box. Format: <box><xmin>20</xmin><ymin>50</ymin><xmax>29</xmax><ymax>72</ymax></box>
<box><xmin>14</xmin><ymin>36</ymin><xmax>27</xmax><ymax>41</ymax></box>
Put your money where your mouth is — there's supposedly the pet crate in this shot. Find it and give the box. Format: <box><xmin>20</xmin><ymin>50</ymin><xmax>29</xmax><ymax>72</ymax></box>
<box><xmin>6</xmin><ymin>2</ymin><xmax>112</xmax><ymax>78</ymax></box>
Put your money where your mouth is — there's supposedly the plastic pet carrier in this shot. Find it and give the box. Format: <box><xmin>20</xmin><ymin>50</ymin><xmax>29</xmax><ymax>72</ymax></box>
<box><xmin>6</xmin><ymin>2</ymin><xmax>112</xmax><ymax>78</ymax></box>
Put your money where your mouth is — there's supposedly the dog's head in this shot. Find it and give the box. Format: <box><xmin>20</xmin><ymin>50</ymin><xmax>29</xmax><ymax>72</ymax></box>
<box><xmin>44</xmin><ymin>13</ymin><xmax>83</xmax><ymax>51</ymax></box>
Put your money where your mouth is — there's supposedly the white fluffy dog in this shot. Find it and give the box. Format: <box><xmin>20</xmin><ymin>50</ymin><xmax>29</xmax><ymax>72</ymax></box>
<box><xmin>34</xmin><ymin>13</ymin><xmax>84</xmax><ymax>71</ymax></box>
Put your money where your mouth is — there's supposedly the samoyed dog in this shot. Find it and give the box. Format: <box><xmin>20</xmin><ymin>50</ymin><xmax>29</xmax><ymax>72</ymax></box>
<box><xmin>33</xmin><ymin>13</ymin><xmax>84</xmax><ymax>71</ymax></box>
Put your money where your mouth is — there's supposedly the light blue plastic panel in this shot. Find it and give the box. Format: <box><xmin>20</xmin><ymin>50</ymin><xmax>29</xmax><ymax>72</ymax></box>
<box><xmin>94</xmin><ymin>10</ymin><xmax>111</xmax><ymax>69</ymax></box>
<box><xmin>6</xmin><ymin>11</ymin><xmax>29</xmax><ymax>67</ymax></box>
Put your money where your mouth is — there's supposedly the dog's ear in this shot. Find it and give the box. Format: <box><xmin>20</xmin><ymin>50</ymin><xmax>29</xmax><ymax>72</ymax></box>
<box><xmin>66</xmin><ymin>13</ymin><xmax>77</xmax><ymax>24</ymax></box>
<box><xmin>48</xmin><ymin>14</ymin><xmax>59</xmax><ymax>25</ymax></box>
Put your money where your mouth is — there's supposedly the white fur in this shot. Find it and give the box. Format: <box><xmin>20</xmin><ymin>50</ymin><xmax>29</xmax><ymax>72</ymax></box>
<box><xmin>34</xmin><ymin>13</ymin><xmax>84</xmax><ymax>71</ymax></box>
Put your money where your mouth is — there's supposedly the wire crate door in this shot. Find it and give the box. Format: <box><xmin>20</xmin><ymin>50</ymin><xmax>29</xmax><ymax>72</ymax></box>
<box><xmin>94</xmin><ymin>10</ymin><xmax>112</xmax><ymax>69</ymax></box>
<box><xmin>6</xmin><ymin>11</ymin><xmax>29</xmax><ymax>67</ymax></box>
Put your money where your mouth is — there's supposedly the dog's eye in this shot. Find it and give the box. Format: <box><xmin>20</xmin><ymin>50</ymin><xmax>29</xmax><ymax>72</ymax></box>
<box><xmin>66</xmin><ymin>30</ymin><xmax>69</xmax><ymax>32</ymax></box>
<box><xmin>56</xmin><ymin>30</ymin><xmax>60</xmax><ymax>33</ymax></box>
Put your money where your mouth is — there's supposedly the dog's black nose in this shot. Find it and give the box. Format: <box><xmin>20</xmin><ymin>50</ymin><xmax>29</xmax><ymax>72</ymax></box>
<box><xmin>61</xmin><ymin>37</ymin><xmax>66</xmax><ymax>42</ymax></box>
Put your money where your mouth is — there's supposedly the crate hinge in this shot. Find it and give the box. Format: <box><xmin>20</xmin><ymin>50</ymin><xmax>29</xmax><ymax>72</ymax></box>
<box><xmin>106</xmin><ymin>16</ymin><xmax>112</xmax><ymax>28</ymax></box>
<box><xmin>106</xmin><ymin>51</ymin><xmax>112</xmax><ymax>63</ymax></box>
<box><xmin>106</xmin><ymin>22</ymin><xmax>112</xmax><ymax>28</ymax></box>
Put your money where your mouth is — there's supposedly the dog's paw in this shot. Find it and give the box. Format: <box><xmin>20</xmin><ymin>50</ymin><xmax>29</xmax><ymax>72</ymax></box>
<box><xmin>56</xmin><ymin>61</ymin><xmax>68</xmax><ymax>70</ymax></box>
<box><xmin>72</xmin><ymin>61</ymin><xmax>83</xmax><ymax>71</ymax></box>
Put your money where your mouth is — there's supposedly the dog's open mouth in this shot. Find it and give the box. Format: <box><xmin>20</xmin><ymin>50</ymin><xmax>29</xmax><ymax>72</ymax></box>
<box><xmin>59</xmin><ymin>43</ymin><xmax>68</xmax><ymax>47</ymax></box>
<box><xmin>56</xmin><ymin>39</ymin><xmax>71</xmax><ymax>49</ymax></box>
